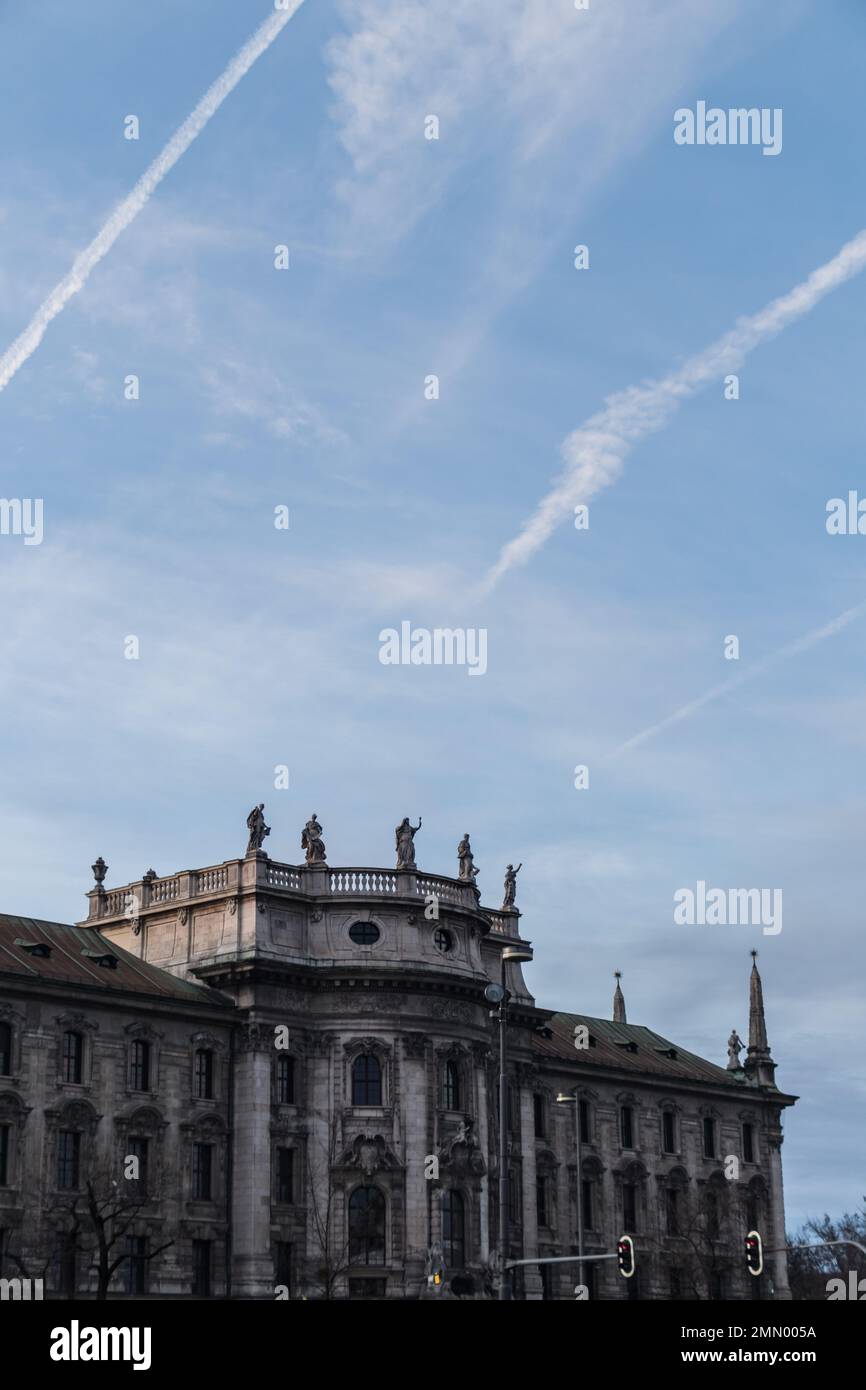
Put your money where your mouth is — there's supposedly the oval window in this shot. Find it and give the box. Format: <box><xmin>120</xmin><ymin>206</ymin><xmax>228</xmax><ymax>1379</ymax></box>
<box><xmin>433</xmin><ymin>927</ymin><xmax>454</xmax><ymax>954</ymax></box>
<box><xmin>349</xmin><ymin>921</ymin><xmax>380</xmax><ymax>945</ymax></box>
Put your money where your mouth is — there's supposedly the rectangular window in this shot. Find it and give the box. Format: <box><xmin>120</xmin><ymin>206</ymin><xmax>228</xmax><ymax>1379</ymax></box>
<box><xmin>57</xmin><ymin>1130</ymin><xmax>81</xmax><ymax>1190</ymax></box>
<box><xmin>662</xmin><ymin>1110</ymin><xmax>676</xmax><ymax>1154</ymax></box>
<box><xmin>125</xmin><ymin>1235</ymin><xmax>147</xmax><ymax>1295</ymax></box>
<box><xmin>129</xmin><ymin>1041</ymin><xmax>150</xmax><ymax>1092</ymax></box>
<box><xmin>275</xmin><ymin>1242</ymin><xmax>292</xmax><ymax>1296</ymax></box>
<box><xmin>536</xmin><ymin>1176</ymin><xmax>548</xmax><ymax>1226</ymax></box>
<box><xmin>508</xmin><ymin>1165</ymin><xmax>521</xmax><ymax>1224</ymax></box>
<box><xmin>0</xmin><ymin>1022</ymin><xmax>12</xmax><ymax>1076</ymax></box>
<box><xmin>743</xmin><ymin>1122</ymin><xmax>754</xmax><ymax>1163</ymax></box>
<box><xmin>533</xmin><ymin>1093</ymin><xmax>545</xmax><ymax>1139</ymax></box>
<box><xmin>0</xmin><ymin>1126</ymin><xmax>10</xmax><ymax>1187</ymax></box>
<box><xmin>277</xmin><ymin>1056</ymin><xmax>295</xmax><ymax>1105</ymax></box>
<box><xmin>578</xmin><ymin>1099</ymin><xmax>590</xmax><ymax>1145</ymax></box>
<box><xmin>620</xmin><ymin>1106</ymin><xmax>634</xmax><ymax>1149</ymax></box>
<box><xmin>192</xmin><ymin>1142</ymin><xmax>212</xmax><ymax>1201</ymax></box>
<box><xmin>194</xmin><ymin>1050</ymin><xmax>213</xmax><ymax>1100</ymax></box>
<box><xmin>703</xmin><ymin>1117</ymin><xmax>715</xmax><ymax>1159</ymax></box>
<box><xmin>62</xmin><ymin>1031</ymin><xmax>83</xmax><ymax>1085</ymax></box>
<box><xmin>192</xmin><ymin>1239</ymin><xmax>211</xmax><ymax>1297</ymax></box>
<box><xmin>128</xmin><ymin>1136</ymin><xmax>149</xmax><ymax>1199</ymax></box>
<box><xmin>276</xmin><ymin>1148</ymin><xmax>294</xmax><ymax>1204</ymax></box>
<box><xmin>666</xmin><ymin>1187</ymin><xmax>679</xmax><ymax>1236</ymax></box>
<box><xmin>622</xmin><ymin>1183</ymin><xmax>637</xmax><ymax>1234</ymax></box>
<box><xmin>581</xmin><ymin>1179</ymin><xmax>593</xmax><ymax>1231</ymax></box>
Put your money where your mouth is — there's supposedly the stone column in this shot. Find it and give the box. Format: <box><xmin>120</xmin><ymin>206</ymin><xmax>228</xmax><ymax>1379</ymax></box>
<box><xmin>519</xmin><ymin>1074</ymin><xmax>543</xmax><ymax>1299</ymax></box>
<box><xmin>474</xmin><ymin>1046</ymin><xmax>491</xmax><ymax>1264</ymax></box>
<box><xmin>402</xmin><ymin>1033</ymin><xmax>430</xmax><ymax>1290</ymax></box>
<box><xmin>768</xmin><ymin>1133</ymin><xmax>792</xmax><ymax>1300</ymax></box>
<box><xmin>231</xmin><ymin>1022</ymin><xmax>275</xmax><ymax>1297</ymax></box>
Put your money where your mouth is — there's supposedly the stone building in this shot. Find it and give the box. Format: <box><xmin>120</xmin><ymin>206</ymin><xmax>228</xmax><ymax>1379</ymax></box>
<box><xmin>0</xmin><ymin>814</ymin><xmax>796</xmax><ymax>1299</ymax></box>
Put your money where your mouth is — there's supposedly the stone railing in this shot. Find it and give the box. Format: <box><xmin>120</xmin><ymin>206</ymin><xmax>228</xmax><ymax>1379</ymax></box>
<box><xmin>87</xmin><ymin>858</ymin><xmax>500</xmax><ymax>921</ymax></box>
<box><xmin>329</xmin><ymin>868</ymin><xmax>399</xmax><ymax>896</ymax></box>
<box><xmin>266</xmin><ymin>863</ymin><xmax>303</xmax><ymax>891</ymax></box>
<box><xmin>485</xmin><ymin>908</ymin><xmax>519</xmax><ymax>937</ymax></box>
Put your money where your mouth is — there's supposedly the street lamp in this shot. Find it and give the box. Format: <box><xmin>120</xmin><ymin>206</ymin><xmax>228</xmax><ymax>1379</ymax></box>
<box><xmin>556</xmin><ymin>1089</ymin><xmax>585</xmax><ymax>1294</ymax></box>
<box><xmin>487</xmin><ymin>945</ymin><xmax>533</xmax><ymax>1301</ymax></box>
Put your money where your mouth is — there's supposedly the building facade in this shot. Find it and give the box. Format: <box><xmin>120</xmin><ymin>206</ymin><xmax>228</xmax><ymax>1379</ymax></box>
<box><xmin>0</xmin><ymin>819</ymin><xmax>796</xmax><ymax>1299</ymax></box>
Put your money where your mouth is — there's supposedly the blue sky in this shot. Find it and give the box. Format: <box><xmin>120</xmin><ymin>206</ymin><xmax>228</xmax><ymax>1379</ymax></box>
<box><xmin>1</xmin><ymin>0</ymin><xmax>865</xmax><ymax>1230</ymax></box>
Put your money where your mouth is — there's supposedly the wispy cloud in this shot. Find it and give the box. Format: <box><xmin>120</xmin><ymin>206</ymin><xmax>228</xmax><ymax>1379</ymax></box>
<box><xmin>481</xmin><ymin>227</ymin><xmax>866</xmax><ymax>593</ymax></box>
<box><xmin>608</xmin><ymin>600</ymin><xmax>866</xmax><ymax>759</ymax></box>
<box><xmin>0</xmin><ymin>1</ymin><xmax>306</xmax><ymax>395</ymax></box>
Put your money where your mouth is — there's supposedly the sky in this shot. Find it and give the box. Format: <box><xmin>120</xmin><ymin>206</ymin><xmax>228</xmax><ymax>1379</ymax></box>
<box><xmin>1</xmin><ymin>0</ymin><xmax>864</xmax><ymax>1232</ymax></box>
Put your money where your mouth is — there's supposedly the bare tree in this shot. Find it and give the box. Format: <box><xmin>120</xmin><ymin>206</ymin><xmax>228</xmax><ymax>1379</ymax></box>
<box><xmin>305</xmin><ymin>1113</ymin><xmax>352</xmax><ymax>1299</ymax></box>
<box><xmin>787</xmin><ymin>1199</ymin><xmax>866</xmax><ymax>1301</ymax></box>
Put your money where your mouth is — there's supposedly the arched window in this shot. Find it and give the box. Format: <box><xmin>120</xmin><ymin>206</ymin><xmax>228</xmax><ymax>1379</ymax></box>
<box><xmin>129</xmin><ymin>1040</ymin><xmax>151</xmax><ymax>1092</ymax></box>
<box><xmin>352</xmin><ymin>1053</ymin><xmax>382</xmax><ymax>1106</ymax></box>
<box><xmin>62</xmin><ymin>1031</ymin><xmax>83</xmax><ymax>1085</ymax></box>
<box><xmin>194</xmin><ymin>1049</ymin><xmax>213</xmax><ymax>1100</ymax></box>
<box><xmin>348</xmin><ymin>1186</ymin><xmax>386</xmax><ymax>1265</ymax></box>
<box><xmin>276</xmin><ymin>1055</ymin><xmax>295</xmax><ymax>1105</ymax></box>
<box><xmin>0</xmin><ymin>1022</ymin><xmax>11</xmax><ymax>1076</ymax></box>
<box><xmin>442</xmin><ymin>1060</ymin><xmax>460</xmax><ymax>1110</ymax></box>
<box><xmin>442</xmin><ymin>1190</ymin><xmax>465</xmax><ymax>1269</ymax></box>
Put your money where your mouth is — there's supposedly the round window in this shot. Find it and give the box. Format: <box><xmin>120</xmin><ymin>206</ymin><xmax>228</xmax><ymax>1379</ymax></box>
<box><xmin>349</xmin><ymin>921</ymin><xmax>380</xmax><ymax>945</ymax></box>
<box><xmin>433</xmin><ymin>927</ymin><xmax>454</xmax><ymax>954</ymax></box>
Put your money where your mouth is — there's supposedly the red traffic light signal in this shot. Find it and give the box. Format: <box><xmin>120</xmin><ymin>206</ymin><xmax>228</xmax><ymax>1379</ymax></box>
<box><xmin>745</xmin><ymin>1230</ymin><xmax>763</xmax><ymax>1276</ymax></box>
<box><xmin>617</xmin><ymin>1234</ymin><xmax>635</xmax><ymax>1278</ymax></box>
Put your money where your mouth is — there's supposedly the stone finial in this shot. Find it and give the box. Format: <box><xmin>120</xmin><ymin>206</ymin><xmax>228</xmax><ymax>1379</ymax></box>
<box><xmin>613</xmin><ymin>970</ymin><xmax>627</xmax><ymax>1024</ymax></box>
<box><xmin>143</xmin><ymin>868</ymin><xmax>157</xmax><ymax>883</ymax></box>
<box><xmin>395</xmin><ymin>816</ymin><xmax>422</xmax><ymax>870</ymax></box>
<box><xmin>246</xmin><ymin>803</ymin><xmax>271</xmax><ymax>854</ymax></box>
<box><xmin>91</xmin><ymin>857</ymin><xmax>108</xmax><ymax>887</ymax></box>
<box><xmin>501</xmin><ymin>862</ymin><xmax>522</xmax><ymax>910</ymax></box>
<box><xmin>301</xmin><ymin>813</ymin><xmax>327</xmax><ymax>865</ymax></box>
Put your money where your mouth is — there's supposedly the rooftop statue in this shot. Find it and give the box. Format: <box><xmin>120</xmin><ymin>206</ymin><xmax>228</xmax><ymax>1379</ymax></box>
<box><xmin>457</xmin><ymin>833</ymin><xmax>479</xmax><ymax>884</ymax></box>
<box><xmin>395</xmin><ymin>816</ymin><xmax>422</xmax><ymax>869</ymax></box>
<box><xmin>301</xmin><ymin>813</ymin><xmax>327</xmax><ymax>865</ymax></box>
<box><xmin>246</xmin><ymin>803</ymin><xmax>270</xmax><ymax>854</ymax></box>
<box><xmin>502</xmin><ymin>862</ymin><xmax>522</xmax><ymax>910</ymax></box>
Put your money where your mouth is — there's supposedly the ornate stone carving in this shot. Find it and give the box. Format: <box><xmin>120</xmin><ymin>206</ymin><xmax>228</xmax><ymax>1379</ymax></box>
<box><xmin>227</xmin><ymin>898</ymin><xmax>237</xmax><ymax>916</ymax></box>
<box><xmin>337</xmin><ymin>1134</ymin><xmax>401</xmax><ymax>1176</ymax></box>
<box><xmin>238</xmin><ymin>1022</ymin><xmax>274</xmax><ymax>1054</ymax></box>
<box><xmin>431</xmin><ymin>999</ymin><xmax>473</xmax><ymax>1024</ymax></box>
<box><xmin>178</xmin><ymin>907</ymin><xmax>188</xmax><ymax>927</ymax></box>
<box><xmin>403</xmin><ymin>1033</ymin><xmax>430</xmax><ymax>1059</ymax></box>
<box><xmin>438</xmin><ymin>1117</ymin><xmax>486</xmax><ymax>1175</ymax></box>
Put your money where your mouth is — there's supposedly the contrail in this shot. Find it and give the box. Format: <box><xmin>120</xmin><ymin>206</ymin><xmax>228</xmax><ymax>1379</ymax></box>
<box><xmin>480</xmin><ymin>226</ymin><xmax>866</xmax><ymax>593</ymax></box>
<box><xmin>607</xmin><ymin>600</ymin><xmax>866</xmax><ymax>759</ymax></box>
<box><xmin>0</xmin><ymin>1</ymin><xmax>306</xmax><ymax>395</ymax></box>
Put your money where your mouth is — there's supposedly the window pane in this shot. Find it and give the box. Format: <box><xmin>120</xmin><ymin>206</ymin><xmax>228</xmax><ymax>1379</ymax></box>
<box><xmin>0</xmin><ymin>1023</ymin><xmax>11</xmax><ymax>1075</ymax></box>
<box><xmin>620</xmin><ymin>1107</ymin><xmax>633</xmax><ymax>1149</ymax></box>
<box><xmin>442</xmin><ymin>1190</ymin><xmax>465</xmax><ymax>1269</ymax></box>
<box><xmin>348</xmin><ymin>1186</ymin><xmax>386</xmax><ymax>1265</ymax></box>
<box><xmin>352</xmin><ymin>1054</ymin><xmax>382</xmax><ymax>1106</ymax></box>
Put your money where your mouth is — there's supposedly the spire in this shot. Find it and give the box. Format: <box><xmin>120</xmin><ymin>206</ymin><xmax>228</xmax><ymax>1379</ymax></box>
<box><xmin>613</xmin><ymin>970</ymin><xmax>627</xmax><ymax>1024</ymax></box>
<box><xmin>745</xmin><ymin>950</ymin><xmax>776</xmax><ymax>1086</ymax></box>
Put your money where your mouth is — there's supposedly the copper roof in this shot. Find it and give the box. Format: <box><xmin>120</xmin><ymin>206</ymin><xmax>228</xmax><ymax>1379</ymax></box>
<box><xmin>0</xmin><ymin>914</ymin><xmax>231</xmax><ymax>1009</ymax></box>
<box><xmin>533</xmin><ymin>1012</ymin><xmax>747</xmax><ymax>1089</ymax></box>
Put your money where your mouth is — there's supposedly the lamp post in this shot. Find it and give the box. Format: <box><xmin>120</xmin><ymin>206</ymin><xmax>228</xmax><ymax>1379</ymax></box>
<box><xmin>487</xmin><ymin>945</ymin><xmax>533</xmax><ymax>1301</ymax></box>
<box><xmin>556</xmin><ymin>1089</ymin><xmax>584</xmax><ymax>1293</ymax></box>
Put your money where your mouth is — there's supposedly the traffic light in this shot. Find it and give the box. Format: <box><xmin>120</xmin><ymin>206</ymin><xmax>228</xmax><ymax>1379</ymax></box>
<box><xmin>745</xmin><ymin>1230</ymin><xmax>763</xmax><ymax>1276</ymax></box>
<box><xmin>617</xmin><ymin>1234</ymin><xmax>635</xmax><ymax>1278</ymax></box>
